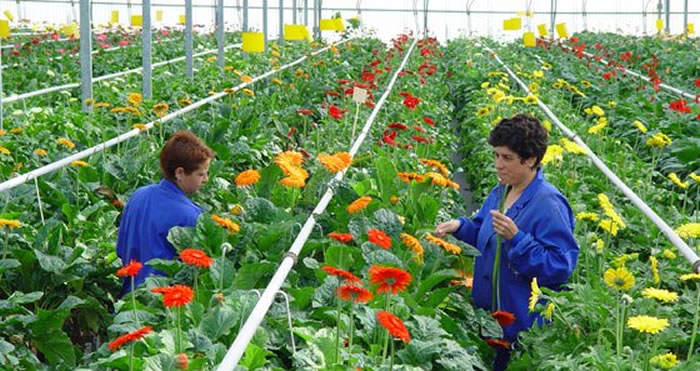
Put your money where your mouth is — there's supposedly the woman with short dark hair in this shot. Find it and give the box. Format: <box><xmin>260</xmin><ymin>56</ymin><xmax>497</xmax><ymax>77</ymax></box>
<box><xmin>116</xmin><ymin>131</ymin><xmax>216</xmax><ymax>297</ymax></box>
<box><xmin>436</xmin><ymin>114</ymin><xmax>579</xmax><ymax>370</ymax></box>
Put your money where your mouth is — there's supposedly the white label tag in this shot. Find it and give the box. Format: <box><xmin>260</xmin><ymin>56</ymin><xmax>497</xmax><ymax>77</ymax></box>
<box><xmin>352</xmin><ymin>87</ymin><xmax>368</xmax><ymax>103</ymax></box>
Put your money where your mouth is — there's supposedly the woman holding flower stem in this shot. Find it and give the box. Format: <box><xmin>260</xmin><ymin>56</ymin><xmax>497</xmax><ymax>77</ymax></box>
<box><xmin>435</xmin><ymin>114</ymin><xmax>579</xmax><ymax>370</ymax></box>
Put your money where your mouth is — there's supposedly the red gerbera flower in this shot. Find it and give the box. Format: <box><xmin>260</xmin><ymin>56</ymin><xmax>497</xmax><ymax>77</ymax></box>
<box><xmin>151</xmin><ymin>285</ymin><xmax>194</xmax><ymax>308</ymax></box>
<box><xmin>298</xmin><ymin>109</ymin><xmax>314</xmax><ymax>115</ymax></box>
<box><xmin>370</xmin><ymin>59</ymin><xmax>381</xmax><ymax>67</ymax></box>
<box><xmin>368</xmin><ymin>265</ymin><xmax>412</xmax><ymax>294</ymax></box>
<box><xmin>387</xmin><ymin>122</ymin><xmax>407</xmax><ymax>130</ymax></box>
<box><xmin>361</xmin><ymin>70</ymin><xmax>375</xmax><ymax>82</ymax></box>
<box><xmin>423</xmin><ymin>117</ymin><xmax>435</xmax><ymax>126</ymax></box>
<box><xmin>491</xmin><ymin>311</ymin><xmax>516</xmax><ymax>327</ymax></box>
<box><xmin>180</xmin><ymin>248</ymin><xmax>213</xmax><ymax>268</ymax></box>
<box><xmin>403</xmin><ymin>96</ymin><xmax>420</xmax><ymax>109</ymax></box>
<box><xmin>337</xmin><ymin>284</ymin><xmax>374</xmax><ymax>303</ymax></box>
<box><xmin>117</xmin><ymin>260</ymin><xmax>143</xmax><ymax>277</ymax></box>
<box><xmin>325</xmin><ymin>90</ymin><xmax>340</xmax><ymax>97</ymax></box>
<box><xmin>329</xmin><ymin>105</ymin><xmax>348</xmax><ymax>120</ymax></box>
<box><xmin>328</xmin><ymin>232</ymin><xmax>353</xmax><ymax>243</ymax></box>
<box><xmin>322</xmin><ymin>265</ymin><xmax>361</xmax><ymax>283</ymax></box>
<box><xmin>602</xmin><ymin>72</ymin><xmax>611</xmax><ymax>80</ymax></box>
<box><xmin>412</xmin><ymin>135</ymin><xmax>428</xmax><ymax>143</ymax></box>
<box><xmin>485</xmin><ymin>338</ymin><xmax>511</xmax><ymax>349</ymax></box>
<box><xmin>338</xmin><ymin>79</ymin><xmax>350</xmax><ymax>85</ymax></box>
<box><xmin>376</xmin><ymin>311</ymin><xmax>411</xmax><ymax>343</ymax></box>
<box><xmin>412</xmin><ymin>125</ymin><xmax>424</xmax><ymax>133</ymax></box>
<box><xmin>108</xmin><ymin>326</ymin><xmax>153</xmax><ymax>351</ymax></box>
<box><xmin>399</xmin><ymin>91</ymin><xmax>412</xmax><ymax>97</ymax></box>
<box><xmin>382</xmin><ymin>130</ymin><xmax>398</xmax><ymax>146</ymax></box>
<box><xmin>368</xmin><ymin>229</ymin><xmax>392</xmax><ymax>249</ymax></box>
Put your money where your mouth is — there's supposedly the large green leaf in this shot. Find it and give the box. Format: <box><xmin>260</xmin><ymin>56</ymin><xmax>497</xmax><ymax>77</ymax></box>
<box><xmin>360</xmin><ymin>243</ymin><xmax>402</xmax><ymax>267</ymax></box>
<box><xmin>199</xmin><ymin>305</ymin><xmax>238</xmax><ymax>342</ymax></box>
<box><xmin>33</xmin><ymin>249</ymin><xmax>66</xmax><ymax>274</ymax></box>
<box><xmin>409</xmin><ymin>315</ymin><xmax>449</xmax><ymax>341</ymax></box>
<box><xmin>435</xmin><ymin>339</ymin><xmax>486</xmax><ymax>371</ymax></box>
<box><xmin>244</xmin><ymin>197</ymin><xmax>280</xmax><ymax>224</ymax></box>
<box><xmin>240</xmin><ymin>343</ymin><xmax>271</xmax><ymax>370</ymax></box>
<box><xmin>417</xmin><ymin>193</ymin><xmax>440</xmax><ymax>224</ymax></box>
<box><xmin>167</xmin><ymin>225</ymin><xmax>195</xmax><ymax>252</ymax></box>
<box><xmin>373</xmin><ymin>156</ymin><xmax>398</xmax><ymax>202</ymax></box>
<box><xmin>397</xmin><ymin>339</ymin><xmax>442</xmax><ymax>369</ymax></box>
<box><xmin>415</xmin><ymin>269</ymin><xmax>456</xmax><ymax>300</ymax></box>
<box><xmin>231</xmin><ymin>262</ymin><xmax>276</xmax><ymax>290</ymax></box>
<box><xmin>27</xmin><ymin>309</ymin><xmax>75</xmax><ymax>367</ymax></box>
<box><xmin>195</xmin><ymin>215</ymin><xmax>227</xmax><ymax>255</ymax></box>
<box><xmin>372</xmin><ymin>208</ymin><xmax>402</xmax><ymax>237</ymax></box>
<box><xmin>287</xmin><ymin>287</ymin><xmax>314</xmax><ymax>310</ymax></box>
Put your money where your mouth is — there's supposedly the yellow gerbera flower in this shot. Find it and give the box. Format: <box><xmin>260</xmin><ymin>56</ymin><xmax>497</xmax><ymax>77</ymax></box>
<box><xmin>401</xmin><ymin>233</ymin><xmax>424</xmax><ymax>264</ymax></box>
<box><xmin>681</xmin><ymin>273</ymin><xmax>700</xmax><ymax>281</ymax></box>
<box><xmin>71</xmin><ymin>160</ymin><xmax>88</xmax><ymax>167</ymax></box>
<box><xmin>627</xmin><ymin>315</ymin><xmax>669</xmax><ymax>334</ymax></box>
<box><xmin>575</xmin><ymin>212</ymin><xmax>599</xmax><ymax>222</ymax></box>
<box><xmin>675</xmin><ymin>223</ymin><xmax>700</xmax><ymax>239</ymax></box>
<box><xmin>650</xmin><ymin>352</ymin><xmax>679</xmax><ymax>369</ymax></box>
<box><xmin>633</xmin><ymin>120</ymin><xmax>648</xmax><ymax>133</ymax></box>
<box><xmin>668</xmin><ymin>173</ymin><xmax>689</xmax><ymax>189</ymax></box>
<box><xmin>0</xmin><ymin>146</ymin><xmax>10</xmax><ymax>155</ymax></box>
<box><xmin>641</xmin><ymin>287</ymin><xmax>678</xmax><ymax>303</ymax></box>
<box><xmin>317</xmin><ymin>152</ymin><xmax>352</xmax><ymax>173</ymax></box>
<box><xmin>241</xmin><ymin>75</ymin><xmax>254</xmax><ymax>83</ymax></box>
<box><xmin>690</xmin><ymin>172</ymin><xmax>700</xmax><ymax>183</ymax></box>
<box><xmin>543</xmin><ymin>302</ymin><xmax>555</xmax><ymax>321</ymax></box>
<box><xmin>662</xmin><ymin>249</ymin><xmax>676</xmax><ymax>259</ymax></box>
<box><xmin>0</xmin><ymin>219</ymin><xmax>22</xmax><ymax>228</ymax></box>
<box><xmin>424</xmin><ymin>233</ymin><xmax>461</xmax><ymax>255</ymax></box>
<box><xmin>541</xmin><ymin>145</ymin><xmax>564</xmax><ymax>165</ymax></box>
<box><xmin>528</xmin><ymin>277</ymin><xmax>541</xmax><ymax>312</ymax></box>
<box><xmin>57</xmin><ymin>137</ymin><xmax>76</xmax><ymax>149</ymax></box>
<box><xmin>34</xmin><ymin>148</ymin><xmax>47</xmax><ymax>156</ymax></box>
<box><xmin>560</xmin><ymin>138</ymin><xmax>586</xmax><ymax>154</ymax></box>
<box><xmin>646</xmin><ymin>132</ymin><xmax>672</xmax><ymax>148</ymax></box>
<box><xmin>127</xmin><ymin>92</ymin><xmax>142</xmax><ymax>106</ymax></box>
<box><xmin>604</xmin><ymin>267</ymin><xmax>635</xmax><ymax>291</ymax></box>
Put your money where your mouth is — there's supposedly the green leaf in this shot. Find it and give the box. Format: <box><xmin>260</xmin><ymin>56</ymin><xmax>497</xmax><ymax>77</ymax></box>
<box><xmin>27</xmin><ymin>309</ymin><xmax>75</xmax><ymax>367</ymax></box>
<box><xmin>373</xmin><ymin>156</ymin><xmax>398</xmax><ymax>202</ymax></box>
<box><xmin>210</xmin><ymin>256</ymin><xmax>236</xmax><ymax>289</ymax></box>
<box><xmin>167</xmin><ymin>226</ymin><xmax>195</xmax><ymax>251</ymax></box>
<box><xmin>9</xmin><ymin>291</ymin><xmax>43</xmax><ymax>305</ymax></box>
<box><xmin>143</xmin><ymin>353</ymin><xmax>177</xmax><ymax>371</ymax></box>
<box><xmin>417</xmin><ymin>193</ymin><xmax>440</xmax><ymax>224</ymax></box>
<box><xmin>0</xmin><ymin>259</ymin><xmax>20</xmax><ymax>275</ymax></box>
<box><xmin>33</xmin><ymin>249</ymin><xmax>66</xmax><ymax>274</ymax></box>
<box><xmin>232</xmin><ymin>262</ymin><xmax>276</xmax><ymax>290</ymax></box>
<box><xmin>397</xmin><ymin>339</ymin><xmax>442</xmax><ymax>369</ymax></box>
<box><xmin>415</xmin><ymin>269</ymin><xmax>456</xmax><ymax>300</ymax></box>
<box><xmin>57</xmin><ymin>295</ymin><xmax>84</xmax><ymax>311</ymax></box>
<box><xmin>361</xmin><ymin>243</ymin><xmax>402</xmax><ymax>267</ymax></box>
<box><xmin>372</xmin><ymin>208</ymin><xmax>402</xmax><ymax>237</ymax></box>
<box><xmin>195</xmin><ymin>215</ymin><xmax>227</xmax><ymax>255</ymax></box>
<box><xmin>287</xmin><ymin>287</ymin><xmax>314</xmax><ymax>310</ymax></box>
<box><xmin>312</xmin><ymin>276</ymin><xmax>337</xmax><ymax>308</ymax></box>
<box><xmin>425</xmin><ymin>286</ymin><xmax>458</xmax><ymax>307</ymax></box>
<box><xmin>199</xmin><ymin>305</ymin><xmax>238</xmax><ymax>342</ymax></box>
<box><xmin>244</xmin><ymin>197</ymin><xmax>280</xmax><ymax>224</ymax></box>
<box><xmin>324</xmin><ymin>244</ymin><xmax>361</xmax><ymax>269</ymax></box>
<box><xmin>146</xmin><ymin>258</ymin><xmax>182</xmax><ymax>276</ymax></box>
<box><xmin>409</xmin><ymin>315</ymin><xmax>449</xmax><ymax>341</ymax></box>
<box><xmin>240</xmin><ymin>343</ymin><xmax>270</xmax><ymax>370</ymax></box>
<box><xmin>435</xmin><ymin>339</ymin><xmax>487</xmax><ymax>371</ymax></box>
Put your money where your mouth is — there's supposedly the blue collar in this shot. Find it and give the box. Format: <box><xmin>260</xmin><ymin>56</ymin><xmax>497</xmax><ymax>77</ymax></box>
<box><xmin>502</xmin><ymin>168</ymin><xmax>544</xmax><ymax>214</ymax></box>
<box><xmin>159</xmin><ymin>179</ymin><xmax>186</xmax><ymax>197</ymax></box>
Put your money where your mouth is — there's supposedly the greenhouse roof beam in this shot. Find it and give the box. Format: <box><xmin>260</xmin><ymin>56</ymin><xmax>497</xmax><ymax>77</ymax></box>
<box><xmin>481</xmin><ymin>43</ymin><xmax>699</xmax><ymax>273</ymax></box>
<box><xmin>217</xmin><ymin>37</ymin><xmax>419</xmax><ymax>371</ymax></box>
<box><xmin>0</xmin><ymin>40</ymin><xmax>350</xmax><ymax>194</ymax></box>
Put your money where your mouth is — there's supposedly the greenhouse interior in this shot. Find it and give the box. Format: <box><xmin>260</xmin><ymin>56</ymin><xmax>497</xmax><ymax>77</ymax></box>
<box><xmin>0</xmin><ymin>0</ymin><xmax>698</xmax><ymax>370</ymax></box>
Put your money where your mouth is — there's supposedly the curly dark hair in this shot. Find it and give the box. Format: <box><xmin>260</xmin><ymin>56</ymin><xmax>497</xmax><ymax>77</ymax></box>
<box><xmin>488</xmin><ymin>114</ymin><xmax>548</xmax><ymax>169</ymax></box>
<box><xmin>160</xmin><ymin>131</ymin><xmax>216</xmax><ymax>181</ymax></box>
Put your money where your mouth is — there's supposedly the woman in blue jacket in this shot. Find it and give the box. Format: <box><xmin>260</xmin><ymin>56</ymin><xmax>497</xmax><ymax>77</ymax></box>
<box><xmin>436</xmin><ymin>114</ymin><xmax>579</xmax><ymax>370</ymax></box>
<box><xmin>116</xmin><ymin>130</ymin><xmax>216</xmax><ymax>297</ymax></box>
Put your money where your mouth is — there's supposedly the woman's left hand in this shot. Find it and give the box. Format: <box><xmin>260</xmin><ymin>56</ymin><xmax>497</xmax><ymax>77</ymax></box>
<box><xmin>490</xmin><ymin>210</ymin><xmax>519</xmax><ymax>240</ymax></box>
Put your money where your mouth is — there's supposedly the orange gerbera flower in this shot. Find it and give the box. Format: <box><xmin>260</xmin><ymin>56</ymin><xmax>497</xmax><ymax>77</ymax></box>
<box><xmin>347</xmin><ymin>196</ymin><xmax>372</xmax><ymax>214</ymax></box>
<box><xmin>275</xmin><ymin>151</ymin><xmax>304</xmax><ymax>168</ymax></box>
<box><xmin>376</xmin><ymin>311</ymin><xmax>411</xmax><ymax>343</ymax></box>
<box><xmin>337</xmin><ymin>284</ymin><xmax>374</xmax><ymax>303</ymax></box>
<box><xmin>211</xmin><ymin>214</ymin><xmax>240</xmax><ymax>234</ymax></box>
<box><xmin>280</xmin><ymin>175</ymin><xmax>306</xmax><ymax>188</ymax></box>
<box><xmin>450</xmin><ymin>270</ymin><xmax>473</xmax><ymax>289</ymax></box>
<box><xmin>396</xmin><ymin>172</ymin><xmax>426</xmax><ymax>183</ymax></box>
<box><xmin>424</xmin><ymin>172</ymin><xmax>448</xmax><ymax>187</ymax></box>
<box><xmin>368</xmin><ymin>265</ymin><xmax>412</xmax><ymax>294</ymax></box>
<box><xmin>485</xmin><ymin>338</ymin><xmax>511</xmax><ymax>349</ymax></box>
<box><xmin>328</xmin><ymin>232</ymin><xmax>353</xmax><ymax>243</ymax></box>
<box><xmin>180</xmin><ymin>248</ymin><xmax>214</xmax><ymax>268</ymax></box>
<box><xmin>419</xmin><ymin>158</ymin><xmax>449</xmax><ymax>177</ymax></box>
<box><xmin>151</xmin><ymin>284</ymin><xmax>194</xmax><ymax>308</ymax></box>
<box><xmin>235</xmin><ymin>169</ymin><xmax>261</xmax><ymax>186</ymax></box>
<box><xmin>322</xmin><ymin>265</ymin><xmax>361</xmax><ymax>283</ymax></box>
<box><xmin>425</xmin><ymin>233</ymin><xmax>461</xmax><ymax>255</ymax></box>
<box><xmin>108</xmin><ymin>326</ymin><xmax>153</xmax><ymax>351</ymax></box>
<box><xmin>368</xmin><ymin>229</ymin><xmax>392</xmax><ymax>249</ymax></box>
<box><xmin>116</xmin><ymin>260</ymin><xmax>143</xmax><ymax>277</ymax></box>
<box><xmin>491</xmin><ymin>310</ymin><xmax>516</xmax><ymax>327</ymax></box>
<box><xmin>317</xmin><ymin>152</ymin><xmax>352</xmax><ymax>173</ymax></box>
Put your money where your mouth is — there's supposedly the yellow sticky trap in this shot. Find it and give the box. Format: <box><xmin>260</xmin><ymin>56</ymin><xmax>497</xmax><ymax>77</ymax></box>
<box><xmin>503</xmin><ymin>18</ymin><xmax>522</xmax><ymax>31</ymax></box>
<box><xmin>3</xmin><ymin>10</ymin><xmax>13</xmax><ymax>21</ymax></box>
<box><xmin>131</xmin><ymin>15</ymin><xmax>143</xmax><ymax>27</ymax></box>
<box><xmin>0</xmin><ymin>20</ymin><xmax>9</xmax><ymax>39</ymax></box>
<box><xmin>242</xmin><ymin>32</ymin><xmax>264</xmax><ymax>53</ymax></box>
<box><xmin>61</xmin><ymin>23</ymin><xmax>78</xmax><ymax>37</ymax></box>
<box><xmin>555</xmin><ymin>23</ymin><xmax>569</xmax><ymax>38</ymax></box>
<box><xmin>111</xmin><ymin>10</ymin><xmax>119</xmax><ymax>23</ymax></box>
<box><xmin>527</xmin><ymin>11</ymin><xmax>534</xmax><ymax>17</ymax></box>
<box><xmin>320</xmin><ymin>19</ymin><xmax>336</xmax><ymax>31</ymax></box>
<box><xmin>537</xmin><ymin>24</ymin><xmax>548</xmax><ymax>37</ymax></box>
<box><xmin>156</xmin><ymin>10</ymin><xmax>163</xmax><ymax>22</ymax></box>
<box><xmin>656</xmin><ymin>19</ymin><xmax>663</xmax><ymax>31</ymax></box>
<box><xmin>334</xmin><ymin>18</ymin><xmax>345</xmax><ymax>31</ymax></box>
<box><xmin>687</xmin><ymin>23</ymin><xmax>694</xmax><ymax>34</ymax></box>
<box><xmin>301</xmin><ymin>26</ymin><xmax>312</xmax><ymax>41</ymax></box>
<box><xmin>523</xmin><ymin>32</ymin><xmax>536</xmax><ymax>47</ymax></box>
<box><xmin>179</xmin><ymin>15</ymin><xmax>186</xmax><ymax>25</ymax></box>
<box><xmin>284</xmin><ymin>24</ymin><xmax>308</xmax><ymax>41</ymax></box>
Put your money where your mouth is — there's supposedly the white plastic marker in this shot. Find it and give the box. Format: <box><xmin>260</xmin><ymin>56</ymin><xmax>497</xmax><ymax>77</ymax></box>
<box><xmin>216</xmin><ymin>37</ymin><xmax>419</xmax><ymax>371</ymax></box>
<box><xmin>351</xmin><ymin>87</ymin><xmax>368</xmax><ymax>138</ymax></box>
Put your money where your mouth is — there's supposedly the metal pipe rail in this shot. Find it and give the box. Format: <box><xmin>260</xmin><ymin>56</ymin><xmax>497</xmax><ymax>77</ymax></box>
<box><xmin>2</xmin><ymin>43</ymin><xmax>241</xmax><ymax>104</ymax></box>
<box><xmin>0</xmin><ymin>39</ymin><xmax>352</xmax><ymax>193</ymax></box>
<box><xmin>216</xmin><ymin>37</ymin><xmax>419</xmax><ymax>371</ymax></box>
<box><xmin>555</xmin><ymin>42</ymin><xmax>699</xmax><ymax>102</ymax></box>
<box><xmin>480</xmin><ymin>43</ymin><xmax>699</xmax><ymax>273</ymax></box>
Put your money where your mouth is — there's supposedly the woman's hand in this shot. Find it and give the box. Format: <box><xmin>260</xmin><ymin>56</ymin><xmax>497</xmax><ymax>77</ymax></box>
<box><xmin>435</xmin><ymin>219</ymin><xmax>461</xmax><ymax>237</ymax></box>
<box><xmin>490</xmin><ymin>210</ymin><xmax>519</xmax><ymax>240</ymax></box>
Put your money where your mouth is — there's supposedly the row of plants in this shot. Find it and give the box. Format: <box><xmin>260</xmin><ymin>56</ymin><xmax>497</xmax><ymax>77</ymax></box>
<box><xmin>444</xmin><ymin>37</ymin><xmax>698</xmax><ymax>369</ymax></box>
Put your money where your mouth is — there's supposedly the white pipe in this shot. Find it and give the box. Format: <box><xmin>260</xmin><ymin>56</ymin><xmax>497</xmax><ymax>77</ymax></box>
<box><xmin>557</xmin><ymin>42</ymin><xmax>697</xmax><ymax>101</ymax></box>
<box><xmin>0</xmin><ymin>40</ymin><xmax>352</xmax><ymax>194</ymax></box>
<box><xmin>216</xmin><ymin>37</ymin><xmax>419</xmax><ymax>371</ymax></box>
<box><xmin>480</xmin><ymin>43</ymin><xmax>699</xmax><ymax>273</ymax></box>
<box><xmin>2</xmin><ymin>43</ymin><xmax>242</xmax><ymax>104</ymax></box>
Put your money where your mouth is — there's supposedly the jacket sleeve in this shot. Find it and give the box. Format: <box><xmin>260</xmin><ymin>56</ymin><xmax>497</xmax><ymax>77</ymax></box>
<box><xmin>506</xmin><ymin>194</ymin><xmax>579</xmax><ymax>286</ymax></box>
<box><xmin>452</xmin><ymin>192</ymin><xmax>494</xmax><ymax>247</ymax></box>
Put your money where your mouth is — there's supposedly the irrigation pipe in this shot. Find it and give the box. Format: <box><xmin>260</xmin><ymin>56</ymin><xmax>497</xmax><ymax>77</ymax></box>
<box><xmin>2</xmin><ymin>43</ymin><xmax>241</xmax><ymax>104</ymax></box>
<box><xmin>216</xmin><ymin>37</ymin><xmax>419</xmax><ymax>371</ymax></box>
<box><xmin>480</xmin><ymin>43</ymin><xmax>699</xmax><ymax>273</ymax></box>
<box><xmin>0</xmin><ymin>39</ymin><xmax>351</xmax><ymax>193</ymax></box>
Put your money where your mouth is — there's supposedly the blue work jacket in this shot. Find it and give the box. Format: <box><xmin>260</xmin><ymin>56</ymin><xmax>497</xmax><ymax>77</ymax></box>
<box><xmin>116</xmin><ymin>179</ymin><xmax>203</xmax><ymax>296</ymax></box>
<box><xmin>453</xmin><ymin>169</ymin><xmax>578</xmax><ymax>342</ymax></box>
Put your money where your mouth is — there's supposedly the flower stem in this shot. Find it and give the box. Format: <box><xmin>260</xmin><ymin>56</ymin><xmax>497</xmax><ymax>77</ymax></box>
<box><xmin>129</xmin><ymin>342</ymin><xmax>134</xmax><ymax>371</ymax></box>
<box><xmin>491</xmin><ymin>185</ymin><xmax>507</xmax><ymax>311</ymax></box>
<box><xmin>381</xmin><ymin>290</ymin><xmax>391</xmax><ymax>364</ymax></box>
<box><xmin>334</xmin><ymin>249</ymin><xmax>344</xmax><ymax>365</ymax></box>
<box><xmin>688</xmin><ymin>288</ymin><xmax>700</xmax><ymax>360</ymax></box>
<box><xmin>131</xmin><ymin>276</ymin><xmax>140</xmax><ymax>327</ymax></box>
<box><xmin>389</xmin><ymin>338</ymin><xmax>395</xmax><ymax>370</ymax></box>
<box><xmin>349</xmin><ymin>302</ymin><xmax>355</xmax><ymax>351</ymax></box>
<box><xmin>177</xmin><ymin>306</ymin><xmax>182</xmax><ymax>353</ymax></box>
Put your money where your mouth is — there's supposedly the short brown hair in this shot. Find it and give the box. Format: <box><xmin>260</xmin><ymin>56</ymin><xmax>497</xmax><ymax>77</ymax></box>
<box><xmin>159</xmin><ymin>131</ymin><xmax>216</xmax><ymax>181</ymax></box>
<box><xmin>488</xmin><ymin>114</ymin><xmax>548</xmax><ymax>169</ymax></box>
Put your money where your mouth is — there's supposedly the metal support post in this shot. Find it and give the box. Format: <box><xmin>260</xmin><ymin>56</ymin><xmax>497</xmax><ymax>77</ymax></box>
<box><xmin>243</xmin><ymin>0</ymin><xmax>248</xmax><ymax>31</ymax></box>
<box><xmin>313</xmin><ymin>0</ymin><xmax>319</xmax><ymax>39</ymax></box>
<box><xmin>304</xmin><ymin>0</ymin><xmax>308</xmax><ymax>26</ymax></box>
<box><xmin>263</xmin><ymin>0</ymin><xmax>268</xmax><ymax>50</ymax></box>
<box><xmin>127</xmin><ymin>0</ymin><xmax>132</xmax><ymax>20</ymax></box>
<box><xmin>79</xmin><ymin>0</ymin><xmax>92</xmax><ymax>113</ymax></box>
<box><xmin>217</xmin><ymin>0</ymin><xmax>225</xmax><ymax>68</ymax></box>
<box><xmin>186</xmin><ymin>0</ymin><xmax>193</xmax><ymax>79</ymax></box>
<box><xmin>293</xmin><ymin>0</ymin><xmax>297</xmax><ymax>24</ymax></box>
<box><xmin>664</xmin><ymin>0</ymin><xmax>670</xmax><ymax>33</ymax></box>
<box><xmin>550</xmin><ymin>0</ymin><xmax>556</xmax><ymax>35</ymax></box>
<box><xmin>142</xmin><ymin>0</ymin><xmax>152</xmax><ymax>99</ymax></box>
<box><xmin>683</xmin><ymin>0</ymin><xmax>688</xmax><ymax>36</ymax></box>
<box><xmin>279</xmin><ymin>0</ymin><xmax>284</xmax><ymax>43</ymax></box>
<box><xmin>423</xmin><ymin>0</ymin><xmax>428</xmax><ymax>37</ymax></box>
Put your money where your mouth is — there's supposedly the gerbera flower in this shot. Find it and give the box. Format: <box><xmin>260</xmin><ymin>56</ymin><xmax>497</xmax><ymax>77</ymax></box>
<box><xmin>368</xmin><ymin>265</ymin><xmax>412</xmax><ymax>294</ymax></box>
<box><xmin>71</xmin><ymin>160</ymin><xmax>89</xmax><ymax>167</ymax></box>
<box><xmin>329</xmin><ymin>105</ymin><xmax>348</xmax><ymax>120</ymax></box>
<box><xmin>491</xmin><ymin>310</ymin><xmax>516</xmax><ymax>327</ymax></box>
<box><xmin>235</xmin><ymin>169</ymin><xmax>261</xmax><ymax>186</ymax></box>
<box><xmin>400</xmin><ymin>233</ymin><xmax>423</xmax><ymax>258</ymax></box>
<box><xmin>543</xmin><ymin>302</ymin><xmax>555</xmax><ymax>321</ymax></box>
<box><xmin>650</xmin><ymin>352</ymin><xmax>679</xmax><ymax>369</ymax></box>
<box><xmin>604</xmin><ymin>267</ymin><xmax>635</xmax><ymax>291</ymax></box>
<box><xmin>646</xmin><ymin>132</ymin><xmax>673</xmax><ymax>148</ymax></box>
<box><xmin>627</xmin><ymin>315</ymin><xmax>669</xmax><ymax>334</ymax></box>
<box><xmin>317</xmin><ymin>152</ymin><xmax>352</xmax><ymax>173</ymax></box>
<box><xmin>376</xmin><ymin>311</ymin><xmax>410</xmax><ymax>343</ymax></box>
<box><xmin>424</xmin><ymin>233</ymin><xmax>461</xmax><ymax>255</ymax></box>
<box><xmin>328</xmin><ymin>232</ymin><xmax>353</xmax><ymax>243</ymax></box>
<box><xmin>152</xmin><ymin>103</ymin><xmax>168</xmax><ymax>118</ymax></box>
<box><xmin>180</xmin><ymin>248</ymin><xmax>214</xmax><ymax>268</ymax></box>
<box><xmin>575</xmin><ymin>212</ymin><xmax>599</xmax><ymax>222</ymax></box>
<box><xmin>211</xmin><ymin>214</ymin><xmax>240</xmax><ymax>234</ymax></box>
<box><xmin>280</xmin><ymin>175</ymin><xmax>306</xmax><ymax>188</ymax></box>
<box><xmin>396</xmin><ymin>172</ymin><xmax>426</xmax><ymax>183</ymax></box>
<box><xmin>298</xmin><ymin>109</ymin><xmax>313</xmax><ymax>115</ymax></box>
<box><xmin>668</xmin><ymin>173</ymin><xmax>689</xmax><ymax>189</ymax></box>
<box><xmin>241</xmin><ymin>75</ymin><xmax>253</xmax><ymax>83</ymax></box>
<box><xmin>347</xmin><ymin>196</ymin><xmax>372</xmax><ymax>214</ymax></box>
<box><xmin>411</xmin><ymin>135</ymin><xmax>428</xmax><ymax>143</ymax></box>
<box><xmin>0</xmin><ymin>220</ymin><xmax>22</xmax><ymax>229</ymax></box>
<box><xmin>33</xmin><ymin>148</ymin><xmax>47</xmax><ymax>156</ymax></box>
<box><xmin>151</xmin><ymin>285</ymin><xmax>194</xmax><ymax>308</ymax></box>
<box><xmin>108</xmin><ymin>326</ymin><xmax>153</xmax><ymax>351</ymax></box>
<box><xmin>368</xmin><ymin>229</ymin><xmax>392</xmax><ymax>249</ymax></box>
<box><xmin>275</xmin><ymin>151</ymin><xmax>304</xmax><ymax>168</ymax></box>
<box><xmin>675</xmin><ymin>223</ymin><xmax>700</xmax><ymax>239</ymax></box>
<box><xmin>420</xmin><ymin>158</ymin><xmax>449</xmax><ymax>177</ymax></box>
<box><xmin>127</xmin><ymin>92</ymin><xmax>142</xmax><ymax>106</ymax></box>
<box><xmin>387</xmin><ymin>122</ymin><xmax>407</xmax><ymax>130</ymax></box>
<box><xmin>423</xmin><ymin>117</ymin><xmax>435</xmax><ymax>126</ymax></box>
<box><xmin>57</xmin><ymin>137</ymin><xmax>75</xmax><ymax>149</ymax></box>
<box><xmin>337</xmin><ymin>284</ymin><xmax>373</xmax><ymax>303</ymax></box>
<box><xmin>528</xmin><ymin>277</ymin><xmax>541</xmax><ymax>312</ymax></box>
<box><xmin>641</xmin><ymin>287</ymin><xmax>678</xmax><ymax>303</ymax></box>
<box><xmin>485</xmin><ymin>338</ymin><xmax>511</xmax><ymax>348</ymax></box>
<box><xmin>321</xmin><ymin>265</ymin><xmax>361</xmax><ymax>283</ymax></box>
<box><xmin>403</xmin><ymin>95</ymin><xmax>420</xmax><ymax>109</ymax></box>
<box><xmin>116</xmin><ymin>260</ymin><xmax>143</xmax><ymax>277</ymax></box>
